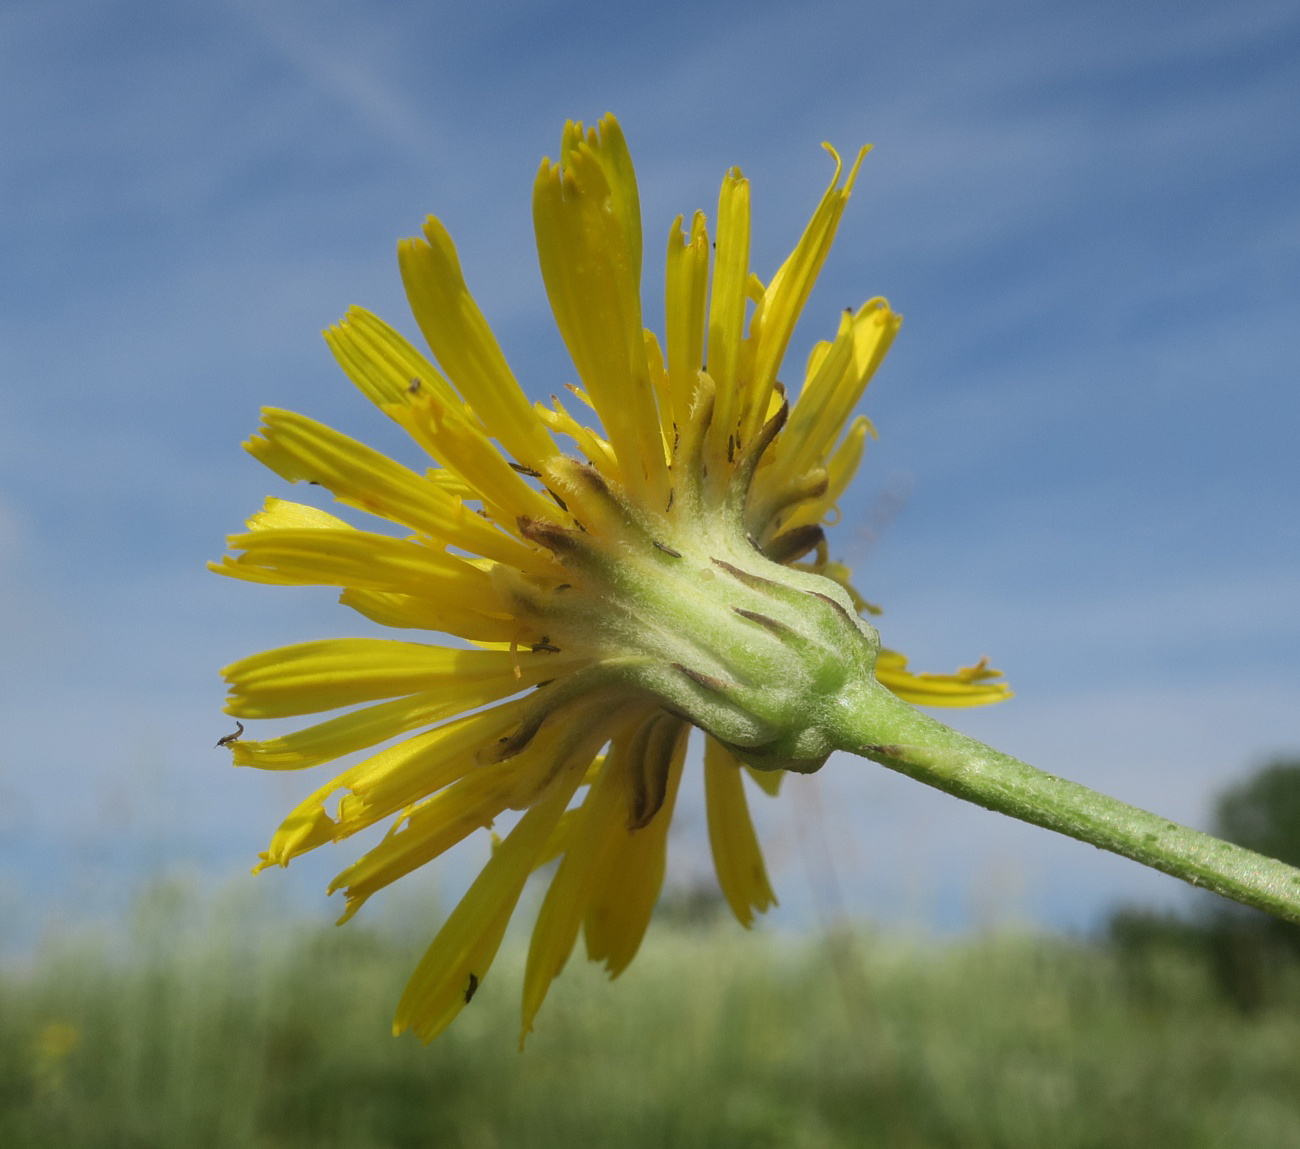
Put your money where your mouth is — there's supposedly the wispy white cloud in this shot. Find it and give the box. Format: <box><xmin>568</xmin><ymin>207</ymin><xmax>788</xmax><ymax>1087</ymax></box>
<box><xmin>223</xmin><ymin>0</ymin><xmax>449</xmax><ymax>165</ymax></box>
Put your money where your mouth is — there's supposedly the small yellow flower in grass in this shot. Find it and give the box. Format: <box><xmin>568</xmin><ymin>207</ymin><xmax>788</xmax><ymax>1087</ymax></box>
<box><xmin>35</xmin><ymin>1021</ymin><xmax>80</xmax><ymax>1061</ymax></box>
<box><xmin>33</xmin><ymin>1021</ymin><xmax>80</xmax><ymax>1093</ymax></box>
<box><xmin>214</xmin><ymin>115</ymin><xmax>1009</xmax><ymax>1045</ymax></box>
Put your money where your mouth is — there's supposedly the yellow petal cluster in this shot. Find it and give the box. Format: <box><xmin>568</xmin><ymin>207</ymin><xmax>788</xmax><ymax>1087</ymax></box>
<box><xmin>214</xmin><ymin>114</ymin><xmax>1010</xmax><ymax>1045</ymax></box>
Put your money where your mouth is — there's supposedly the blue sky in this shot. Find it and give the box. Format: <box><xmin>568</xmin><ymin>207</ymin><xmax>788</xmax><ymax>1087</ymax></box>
<box><xmin>1</xmin><ymin>0</ymin><xmax>1298</xmax><ymax>945</ymax></box>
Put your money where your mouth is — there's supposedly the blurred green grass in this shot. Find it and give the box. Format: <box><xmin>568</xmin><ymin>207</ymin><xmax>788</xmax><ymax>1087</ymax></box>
<box><xmin>5</xmin><ymin>882</ymin><xmax>1300</xmax><ymax>1148</ymax></box>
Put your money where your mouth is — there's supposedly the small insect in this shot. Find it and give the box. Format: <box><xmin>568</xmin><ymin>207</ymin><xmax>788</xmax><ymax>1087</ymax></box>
<box><xmin>408</xmin><ymin>376</ymin><xmax>422</xmax><ymax>393</ymax></box>
<box><xmin>530</xmin><ymin>638</ymin><xmax>561</xmax><ymax>653</ymax></box>
<box><xmin>215</xmin><ymin>721</ymin><xmax>244</xmax><ymax>748</ymax></box>
<box><xmin>653</xmin><ymin>540</ymin><xmax>682</xmax><ymax>558</ymax></box>
<box><xmin>464</xmin><ymin>972</ymin><xmax>479</xmax><ymax>1004</ymax></box>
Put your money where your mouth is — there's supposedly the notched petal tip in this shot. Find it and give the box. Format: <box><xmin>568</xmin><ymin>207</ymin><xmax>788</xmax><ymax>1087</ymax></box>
<box><xmin>818</xmin><ymin>140</ymin><xmax>871</xmax><ymax>190</ymax></box>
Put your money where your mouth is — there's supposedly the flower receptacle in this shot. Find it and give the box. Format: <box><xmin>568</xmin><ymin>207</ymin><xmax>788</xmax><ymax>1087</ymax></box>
<box><xmin>504</xmin><ymin>463</ymin><xmax>883</xmax><ymax>775</ymax></box>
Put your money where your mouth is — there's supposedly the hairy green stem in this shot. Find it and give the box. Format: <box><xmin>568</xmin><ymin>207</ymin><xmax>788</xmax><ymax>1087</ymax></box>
<box><xmin>832</xmin><ymin>677</ymin><xmax>1300</xmax><ymax>924</ymax></box>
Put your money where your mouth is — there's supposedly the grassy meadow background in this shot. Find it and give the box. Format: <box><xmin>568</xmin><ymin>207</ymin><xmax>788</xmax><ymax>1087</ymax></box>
<box><xmin>9</xmin><ymin>762</ymin><xmax>1300</xmax><ymax>1146</ymax></box>
<box><xmin>5</xmin><ymin>874</ymin><xmax>1300</xmax><ymax>1148</ymax></box>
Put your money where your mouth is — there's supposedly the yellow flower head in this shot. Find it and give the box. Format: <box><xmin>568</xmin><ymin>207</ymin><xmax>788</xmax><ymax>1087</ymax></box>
<box><xmin>35</xmin><ymin>1021</ymin><xmax>80</xmax><ymax>1061</ymax></box>
<box><xmin>214</xmin><ymin>115</ymin><xmax>1008</xmax><ymax>1045</ymax></box>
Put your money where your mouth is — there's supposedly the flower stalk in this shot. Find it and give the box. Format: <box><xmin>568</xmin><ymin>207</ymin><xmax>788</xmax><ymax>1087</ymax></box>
<box><xmin>830</xmin><ymin>680</ymin><xmax>1300</xmax><ymax>924</ymax></box>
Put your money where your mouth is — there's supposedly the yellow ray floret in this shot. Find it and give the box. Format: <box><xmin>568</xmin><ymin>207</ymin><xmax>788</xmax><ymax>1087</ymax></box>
<box><xmin>328</xmin><ymin>717</ymin><xmax>605</xmax><ymax>925</ymax></box>
<box><xmin>742</xmin><ymin>144</ymin><xmax>869</xmax><ymax>444</ymax></box>
<box><xmin>875</xmin><ymin>651</ymin><xmax>1012</xmax><ymax>708</ymax></box>
<box><xmin>582</xmin><ymin>718</ymin><xmax>688</xmax><ymax>978</ymax></box>
<box><xmin>705</xmin><ymin>167</ymin><xmax>751</xmax><ymax>459</ymax></box>
<box><xmin>704</xmin><ymin>738</ymin><xmax>778</xmax><ymax>927</ymax></box>
<box><xmin>398</xmin><ymin>218</ymin><xmax>556</xmax><ymax>470</ymax></box>
<box><xmin>223</xmin><ymin>640</ymin><xmax>562</xmax><ymax>719</ymax></box>
<box><xmin>244</xmin><ymin>408</ymin><xmax>543</xmax><ymax>571</ymax></box>
<box><xmin>533</xmin><ymin>118</ymin><xmax>668</xmax><ymax>508</ymax></box>
<box><xmin>392</xmin><ymin>734</ymin><xmax>599</xmax><ymax>1044</ymax></box>
<box><xmin>664</xmin><ymin>211</ymin><xmax>710</xmax><ymax>432</ymax></box>
<box><xmin>519</xmin><ymin>710</ymin><xmax>657</xmax><ymax>1041</ymax></box>
<box><xmin>326</xmin><ymin>308</ymin><xmax>561</xmax><ymax>532</ymax></box>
